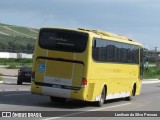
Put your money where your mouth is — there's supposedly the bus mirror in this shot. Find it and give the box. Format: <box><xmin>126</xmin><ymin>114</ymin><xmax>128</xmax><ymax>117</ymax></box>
<box><xmin>143</xmin><ymin>56</ymin><xmax>149</xmax><ymax>70</ymax></box>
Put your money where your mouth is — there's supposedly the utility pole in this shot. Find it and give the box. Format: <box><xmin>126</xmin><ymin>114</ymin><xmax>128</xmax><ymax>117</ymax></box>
<box><xmin>154</xmin><ymin>47</ymin><xmax>157</xmax><ymax>52</ymax></box>
<box><xmin>154</xmin><ymin>47</ymin><xmax>158</xmax><ymax>65</ymax></box>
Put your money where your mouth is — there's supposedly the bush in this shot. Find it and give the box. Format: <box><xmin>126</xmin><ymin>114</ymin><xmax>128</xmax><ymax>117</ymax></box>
<box><xmin>144</xmin><ymin>66</ymin><xmax>160</xmax><ymax>79</ymax></box>
<box><xmin>7</xmin><ymin>64</ymin><xmax>17</xmax><ymax>69</ymax></box>
<box><xmin>0</xmin><ymin>58</ymin><xmax>32</xmax><ymax>66</ymax></box>
<box><xmin>0</xmin><ymin>58</ymin><xmax>32</xmax><ymax>63</ymax></box>
<box><xmin>0</xmin><ymin>75</ymin><xmax>3</xmax><ymax>81</ymax></box>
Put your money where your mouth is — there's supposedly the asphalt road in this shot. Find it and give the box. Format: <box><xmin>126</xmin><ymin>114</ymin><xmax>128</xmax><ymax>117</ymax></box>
<box><xmin>0</xmin><ymin>77</ymin><xmax>160</xmax><ymax>120</ymax></box>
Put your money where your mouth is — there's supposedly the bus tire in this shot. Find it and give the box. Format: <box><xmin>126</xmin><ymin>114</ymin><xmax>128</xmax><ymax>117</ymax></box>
<box><xmin>125</xmin><ymin>85</ymin><xmax>136</xmax><ymax>101</ymax></box>
<box><xmin>96</xmin><ymin>87</ymin><xmax>106</xmax><ymax>107</ymax></box>
<box><xmin>50</xmin><ymin>96</ymin><xmax>66</xmax><ymax>102</ymax></box>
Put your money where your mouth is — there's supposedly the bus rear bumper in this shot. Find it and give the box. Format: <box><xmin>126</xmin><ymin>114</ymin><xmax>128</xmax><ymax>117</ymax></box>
<box><xmin>31</xmin><ymin>81</ymin><xmax>87</xmax><ymax>101</ymax></box>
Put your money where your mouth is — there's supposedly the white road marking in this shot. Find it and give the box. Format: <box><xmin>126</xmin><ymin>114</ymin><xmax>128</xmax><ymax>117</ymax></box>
<box><xmin>4</xmin><ymin>93</ymin><xmax>31</xmax><ymax>97</ymax></box>
<box><xmin>42</xmin><ymin>103</ymin><xmax>131</xmax><ymax>120</ymax></box>
<box><xmin>0</xmin><ymin>89</ymin><xmax>30</xmax><ymax>92</ymax></box>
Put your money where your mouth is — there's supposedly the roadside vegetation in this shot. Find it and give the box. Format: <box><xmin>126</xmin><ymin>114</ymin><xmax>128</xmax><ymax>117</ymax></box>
<box><xmin>0</xmin><ymin>40</ymin><xmax>35</xmax><ymax>53</ymax></box>
<box><xmin>0</xmin><ymin>73</ymin><xmax>3</xmax><ymax>81</ymax></box>
<box><xmin>0</xmin><ymin>76</ymin><xmax>2</xmax><ymax>81</ymax></box>
<box><xmin>0</xmin><ymin>58</ymin><xmax>32</xmax><ymax>69</ymax></box>
<box><xmin>143</xmin><ymin>66</ymin><xmax>160</xmax><ymax>80</ymax></box>
<box><xmin>0</xmin><ymin>23</ymin><xmax>37</xmax><ymax>53</ymax></box>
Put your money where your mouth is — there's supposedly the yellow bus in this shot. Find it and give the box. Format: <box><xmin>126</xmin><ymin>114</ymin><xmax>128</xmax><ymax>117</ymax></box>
<box><xmin>31</xmin><ymin>28</ymin><xmax>143</xmax><ymax>107</ymax></box>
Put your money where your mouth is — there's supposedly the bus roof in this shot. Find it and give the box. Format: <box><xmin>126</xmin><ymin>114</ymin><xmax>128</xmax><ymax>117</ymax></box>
<box><xmin>77</xmin><ymin>28</ymin><xmax>143</xmax><ymax>47</ymax></box>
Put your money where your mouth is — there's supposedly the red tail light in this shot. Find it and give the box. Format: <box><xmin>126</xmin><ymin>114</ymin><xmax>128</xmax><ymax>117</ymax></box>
<box><xmin>32</xmin><ymin>71</ymin><xmax>35</xmax><ymax>79</ymax></box>
<box><xmin>81</xmin><ymin>78</ymin><xmax>87</xmax><ymax>88</ymax></box>
<box><xmin>18</xmin><ymin>70</ymin><xmax>21</xmax><ymax>75</ymax></box>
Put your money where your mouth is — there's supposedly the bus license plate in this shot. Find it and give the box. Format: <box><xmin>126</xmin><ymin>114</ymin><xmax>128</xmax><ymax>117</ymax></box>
<box><xmin>25</xmin><ymin>74</ymin><xmax>31</xmax><ymax>76</ymax></box>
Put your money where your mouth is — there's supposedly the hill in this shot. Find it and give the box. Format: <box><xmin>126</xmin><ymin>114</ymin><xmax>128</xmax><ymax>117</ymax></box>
<box><xmin>0</xmin><ymin>23</ymin><xmax>39</xmax><ymax>53</ymax></box>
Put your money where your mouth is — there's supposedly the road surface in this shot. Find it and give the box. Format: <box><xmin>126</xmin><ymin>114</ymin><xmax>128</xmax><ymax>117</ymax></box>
<box><xmin>0</xmin><ymin>77</ymin><xmax>160</xmax><ymax>120</ymax></box>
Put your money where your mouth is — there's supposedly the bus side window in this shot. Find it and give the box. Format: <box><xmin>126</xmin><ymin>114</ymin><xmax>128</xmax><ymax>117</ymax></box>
<box><xmin>94</xmin><ymin>40</ymin><xmax>97</xmax><ymax>47</ymax></box>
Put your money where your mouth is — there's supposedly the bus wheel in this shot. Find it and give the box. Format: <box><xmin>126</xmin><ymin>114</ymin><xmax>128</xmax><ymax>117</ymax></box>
<box><xmin>125</xmin><ymin>85</ymin><xmax>135</xmax><ymax>101</ymax></box>
<box><xmin>50</xmin><ymin>96</ymin><xmax>66</xmax><ymax>102</ymax></box>
<box><xmin>96</xmin><ymin>87</ymin><xmax>106</xmax><ymax>107</ymax></box>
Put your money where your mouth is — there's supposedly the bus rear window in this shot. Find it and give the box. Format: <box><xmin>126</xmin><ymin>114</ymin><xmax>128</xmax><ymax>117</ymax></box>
<box><xmin>39</xmin><ymin>28</ymin><xmax>88</xmax><ymax>53</ymax></box>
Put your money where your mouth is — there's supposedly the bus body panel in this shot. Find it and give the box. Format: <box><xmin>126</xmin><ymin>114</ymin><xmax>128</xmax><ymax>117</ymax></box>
<box><xmin>87</xmin><ymin>61</ymin><xmax>140</xmax><ymax>101</ymax></box>
<box><xmin>33</xmin><ymin>50</ymin><xmax>86</xmax><ymax>98</ymax></box>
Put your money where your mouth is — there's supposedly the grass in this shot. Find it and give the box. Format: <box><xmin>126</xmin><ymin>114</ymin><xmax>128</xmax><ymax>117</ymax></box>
<box><xmin>0</xmin><ymin>58</ymin><xmax>32</xmax><ymax>68</ymax></box>
<box><xmin>0</xmin><ymin>22</ymin><xmax>37</xmax><ymax>52</ymax></box>
<box><xmin>0</xmin><ymin>75</ymin><xmax>3</xmax><ymax>81</ymax></box>
<box><xmin>0</xmin><ymin>34</ymin><xmax>36</xmax><ymax>45</ymax></box>
<box><xmin>0</xmin><ymin>23</ymin><xmax>38</xmax><ymax>38</ymax></box>
<box><xmin>7</xmin><ymin>64</ymin><xmax>17</xmax><ymax>69</ymax></box>
<box><xmin>143</xmin><ymin>66</ymin><xmax>160</xmax><ymax>80</ymax></box>
<box><xmin>10</xmin><ymin>26</ymin><xmax>38</xmax><ymax>38</ymax></box>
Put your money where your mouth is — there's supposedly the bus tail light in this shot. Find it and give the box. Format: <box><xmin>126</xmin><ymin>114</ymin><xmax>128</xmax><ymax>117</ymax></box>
<box><xmin>18</xmin><ymin>70</ymin><xmax>21</xmax><ymax>75</ymax></box>
<box><xmin>32</xmin><ymin>71</ymin><xmax>35</xmax><ymax>80</ymax></box>
<box><xmin>81</xmin><ymin>78</ymin><xmax>87</xmax><ymax>88</ymax></box>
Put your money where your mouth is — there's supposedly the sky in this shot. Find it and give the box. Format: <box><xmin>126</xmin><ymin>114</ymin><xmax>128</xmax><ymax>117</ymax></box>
<box><xmin>0</xmin><ymin>0</ymin><xmax>160</xmax><ymax>50</ymax></box>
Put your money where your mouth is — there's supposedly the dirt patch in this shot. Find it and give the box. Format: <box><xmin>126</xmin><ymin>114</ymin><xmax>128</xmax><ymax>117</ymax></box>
<box><xmin>0</xmin><ymin>67</ymin><xmax>18</xmax><ymax>76</ymax></box>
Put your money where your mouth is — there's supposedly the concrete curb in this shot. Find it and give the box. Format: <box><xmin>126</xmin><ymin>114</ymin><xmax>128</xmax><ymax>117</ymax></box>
<box><xmin>0</xmin><ymin>89</ymin><xmax>30</xmax><ymax>92</ymax></box>
<box><xmin>2</xmin><ymin>76</ymin><xmax>17</xmax><ymax>79</ymax></box>
<box><xmin>142</xmin><ymin>79</ymin><xmax>160</xmax><ymax>84</ymax></box>
<box><xmin>0</xmin><ymin>81</ymin><xmax>3</xmax><ymax>83</ymax></box>
<box><xmin>142</xmin><ymin>80</ymin><xmax>160</xmax><ymax>84</ymax></box>
<box><xmin>143</xmin><ymin>79</ymin><xmax>159</xmax><ymax>81</ymax></box>
<box><xmin>0</xmin><ymin>76</ymin><xmax>159</xmax><ymax>84</ymax></box>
